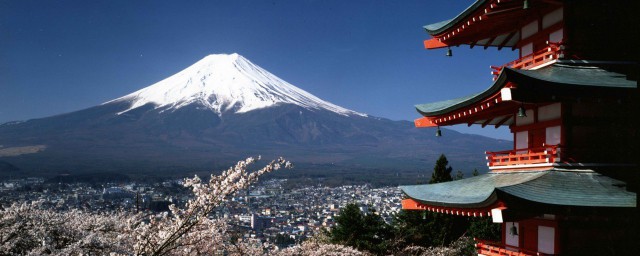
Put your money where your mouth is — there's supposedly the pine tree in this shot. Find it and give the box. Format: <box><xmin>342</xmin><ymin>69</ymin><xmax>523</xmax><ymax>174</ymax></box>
<box><xmin>429</xmin><ymin>154</ymin><xmax>453</xmax><ymax>184</ymax></box>
<box><xmin>391</xmin><ymin>154</ymin><xmax>467</xmax><ymax>251</ymax></box>
<box><xmin>330</xmin><ymin>203</ymin><xmax>392</xmax><ymax>254</ymax></box>
<box><xmin>331</xmin><ymin>203</ymin><xmax>364</xmax><ymax>246</ymax></box>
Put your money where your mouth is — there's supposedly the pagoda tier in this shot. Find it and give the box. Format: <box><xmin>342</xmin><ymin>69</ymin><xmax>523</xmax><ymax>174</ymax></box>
<box><xmin>414</xmin><ymin>62</ymin><xmax>636</xmax><ymax>129</ymax></box>
<box><xmin>401</xmin><ymin>169</ymin><xmax>635</xmax><ymax>210</ymax></box>
<box><xmin>423</xmin><ymin>0</ymin><xmax>565</xmax><ymax>51</ymax></box>
<box><xmin>400</xmin><ymin>169</ymin><xmax>636</xmax><ymax>255</ymax></box>
<box><xmin>424</xmin><ymin>0</ymin><xmax>638</xmax><ymax>70</ymax></box>
<box><xmin>413</xmin><ymin>62</ymin><xmax>637</xmax><ymax>170</ymax></box>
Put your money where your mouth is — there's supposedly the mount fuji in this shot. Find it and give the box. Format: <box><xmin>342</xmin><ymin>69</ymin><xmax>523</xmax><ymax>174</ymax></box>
<box><xmin>0</xmin><ymin>54</ymin><xmax>508</xmax><ymax>179</ymax></box>
<box><xmin>108</xmin><ymin>53</ymin><xmax>366</xmax><ymax>117</ymax></box>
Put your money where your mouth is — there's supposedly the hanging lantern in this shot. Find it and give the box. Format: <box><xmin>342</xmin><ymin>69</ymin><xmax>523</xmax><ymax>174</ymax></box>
<box><xmin>446</xmin><ymin>47</ymin><xmax>453</xmax><ymax>57</ymax></box>
<box><xmin>517</xmin><ymin>105</ymin><xmax>527</xmax><ymax>117</ymax></box>
<box><xmin>436</xmin><ymin>126</ymin><xmax>442</xmax><ymax>137</ymax></box>
<box><xmin>510</xmin><ymin>222</ymin><xmax>519</xmax><ymax>236</ymax></box>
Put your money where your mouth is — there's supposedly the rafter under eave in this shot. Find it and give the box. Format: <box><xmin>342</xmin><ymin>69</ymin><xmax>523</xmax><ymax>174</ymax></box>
<box><xmin>484</xmin><ymin>36</ymin><xmax>497</xmax><ymax>49</ymax></box>
<box><xmin>494</xmin><ymin>115</ymin><xmax>512</xmax><ymax>129</ymax></box>
<box><xmin>498</xmin><ymin>31</ymin><xmax>517</xmax><ymax>50</ymax></box>
<box><xmin>481</xmin><ymin>118</ymin><xmax>494</xmax><ymax>128</ymax></box>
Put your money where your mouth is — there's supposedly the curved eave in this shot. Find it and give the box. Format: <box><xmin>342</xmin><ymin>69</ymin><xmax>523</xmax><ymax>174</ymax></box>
<box><xmin>400</xmin><ymin>171</ymin><xmax>546</xmax><ymax>209</ymax></box>
<box><xmin>415</xmin><ymin>67</ymin><xmax>510</xmax><ymax>117</ymax></box>
<box><xmin>415</xmin><ymin>63</ymin><xmax>637</xmax><ymax>118</ymax></box>
<box><xmin>508</xmin><ymin>63</ymin><xmax>637</xmax><ymax>89</ymax></box>
<box><xmin>423</xmin><ymin>1</ymin><xmax>563</xmax><ymax>50</ymax></box>
<box><xmin>400</xmin><ymin>169</ymin><xmax>636</xmax><ymax>210</ymax></box>
<box><xmin>503</xmin><ymin>64</ymin><xmax>638</xmax><ymax>105</ymax></box>
<box><xmin>424</xmin><ymin>0</ymin><xmax>488</xmax><ymax>35</ymax></box>
<box><xmin>401</xmin><ymin>198</ymin><xmax>501</xmax><ymax>217</ymax></box>
<box><xmin>498</xmin><ymin>170</ymin><xmax>636</xmax><ymax>208</ymax></box>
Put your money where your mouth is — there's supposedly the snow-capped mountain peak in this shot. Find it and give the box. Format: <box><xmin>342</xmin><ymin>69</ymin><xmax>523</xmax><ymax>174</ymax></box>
<box><xmin>106</xmin><ymin>53</ymin><xmax>367</xmax><ymax>117</ymax></box>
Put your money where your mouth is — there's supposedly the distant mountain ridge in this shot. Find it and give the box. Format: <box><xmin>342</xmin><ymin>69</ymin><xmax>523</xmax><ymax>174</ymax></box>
<box><xmin>0</xmin><ymin>54</ymin><xmax>510</xmax><ymax>178</ymax></box>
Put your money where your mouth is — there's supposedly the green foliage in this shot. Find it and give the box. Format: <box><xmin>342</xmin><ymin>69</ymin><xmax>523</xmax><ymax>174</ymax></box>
<box><xmin>274</xmin><ymin>233</ymin><xmax>296</xmax><ymax>247</ymax></box>
<box><xmin>429</xmin><ymin>154</ymin><xmax>453</xmax><ymax>184</ymax></box>
<box><xmin>331</xmin><ymin>204</ymin><xmax>364</xmax><ymax>244</ymax></box>
<box><xmin>391</xmin><ymin>210</ymin><xmax>471</xmax><ymax>250</ymax></box>
<box><xmin>391</xmin><ymin>210</ymin><xmax>434</xmax><ymax>247</ymax></box>
<box><xmin>330</xmin><ymin>203</ymin><xmax>392</xmax><ymax>255</ymax></box>
<box><xmin>468</xmin><ymin>217</ymin><xmax>501</xmax><ymax>241</ymax></box>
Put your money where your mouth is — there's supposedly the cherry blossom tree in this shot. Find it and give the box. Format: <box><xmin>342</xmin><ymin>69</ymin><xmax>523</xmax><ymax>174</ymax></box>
<box><xmin>277</xmin><ymin>239</ymin><xmax>369</xmax><ymax>256</ymax></box>
<box><xmin>0</xmin><ymin>202</ymin><xmax>132</xmax><ymax>254</ymax></box>
<box><xmin>1</xmin><ymin>156</ymin><xmax>291</xmax><ymax>255</ymax></box>
<box><xmin>130</xmin><ymin>156</ymin><xmax>291</xmax><ymax>255</ymax></box>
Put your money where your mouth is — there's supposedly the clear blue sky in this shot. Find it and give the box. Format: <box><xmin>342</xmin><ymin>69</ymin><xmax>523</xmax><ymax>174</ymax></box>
<box><xmin>0</xmin><ymin>0</ymin><xmax>516</xmax><ymax>139</ymax></box>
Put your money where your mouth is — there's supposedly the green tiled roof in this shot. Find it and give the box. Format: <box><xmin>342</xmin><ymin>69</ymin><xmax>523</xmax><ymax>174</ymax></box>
<box><xmin>400</xmin><ymin>171</ymin><xmax>545</xmax><ymax>208</ymax></box>
<box><xmin>509</xmin><ymin>63</ymin><xmax>637</xmax><ymax>88</ymax></box>
<box><xmin>415</xmin><ymin>63</ymin><xmax>637</xmax><ymax>116</ymax></box>
<box><xmin>400</xmin><ymin>169</ymin><xmax>636</xmax><ymax>208</ymax></box>
<box><xmin>423</xmin><ymin>0</ymin><xmax>487</xmax><ymax>35</ymax></box>
<box><xmin>423</xmin><ymin>19</ymin><xmax>454</xmax><ymax>33</ymax></box>
<box><xmin>498</xmin><ymin>170</ymin><xmax>636</xmax><ymax>207</ymax></box>
<box><xmin>414</xmin><ymin>73</ymin><xmax>505</xmax><ymax>116</ymax></box>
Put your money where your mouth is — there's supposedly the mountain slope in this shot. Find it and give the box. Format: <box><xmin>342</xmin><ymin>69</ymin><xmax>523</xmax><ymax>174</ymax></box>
<box><xmin>108</xmin><ymin>53</ymin><xmax>365</xmax><ymax>117</ymax></box>
<box><xmin>0</xmin><ymin>54</ymin><xmax>509</xmax><ymax>177</ymax></box>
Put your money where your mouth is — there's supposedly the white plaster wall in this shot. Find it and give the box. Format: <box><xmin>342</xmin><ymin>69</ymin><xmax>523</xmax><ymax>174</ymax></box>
<box><xmin>546</xmin><ymin>126</ymin><xmax>561</xmax><ymax>146</ymax></box>
<box><xmin>543</xmin><ymin>8</ymin><xmax>563</xmax><ymax>29</ymax></box>
<box><xmin>521</xmin><ymin>20</ymin><xmax>539</xmax><ymax>39</ymax></box>
<box><xmin>538</xmin><ymin>103</ymin><xmax>561</xmax><ymax>121</ymax></box>
<box><xmin>521</xmin><ymin>42</ymin><xmax>533</xmax><ymax>57</ymax></box>
<box><xmin>549</xmin><ymin>28</ymin><xmax>564</xmax><ymax>43</ymax></box>
<box><xmin>538</xmin><ymin>226</ymin><xmax>555</xmax><ymax>254</ymax></box>
<box><xmin>516</xmin><ymin>131</ymin><xmax>529</xmax><ymax>150</ymax></box>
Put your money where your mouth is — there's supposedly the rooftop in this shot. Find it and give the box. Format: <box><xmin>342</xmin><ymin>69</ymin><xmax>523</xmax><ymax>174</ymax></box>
<box><xmin>401</xmin><ymin>169</ymin><xmax>636</xmax><ymax>208</ymax></box>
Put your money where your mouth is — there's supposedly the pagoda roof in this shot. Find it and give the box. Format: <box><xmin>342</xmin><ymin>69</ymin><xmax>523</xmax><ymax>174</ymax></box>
<box><xmin>400</xmin><ymin>169</ymin><xmax>636</xmax><ymax>209</ymax></box>
<box><xmin>415</xmin><ymin>63</ymin><xmax>637</xmax><ymax>125</ymax></box>
<box><xmin>422</xmin><ymin>0</ymin><xmax>563</xmax><ymax>49</ymax></box>
<box><xmin>423</xmin><ymin>0</ymin><xmax>488</xmax><ymax>35</ymax></box>
<box><xmin>498</xmin><ymin>170</ymin><xmax>636</xmax><ymax>207</ymax></box>
<box><xmin>400</xmin><ymin>171</ymin><xmax>545</xmax><ymax>208</ymax></box>
<box><xmin>509</xmin><ymin>61</ymin><xmax>637</xmax><ymax>89</ymax></box>
<box><xmin>415</xmin><ymin>75</ymin><xmax>504</xmax><ymax>116</ymax></box>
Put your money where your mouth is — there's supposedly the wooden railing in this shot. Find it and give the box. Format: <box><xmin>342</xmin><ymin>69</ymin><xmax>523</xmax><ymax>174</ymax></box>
<box><xmin>486</xmin><ymin>145</ymin><xmax>561</xmax><ymax>167</ymax></box>
<box><xmin>475</xmin><ymin>239</ymin><xmax>542</xmax><ymax>256</ymax></box>
<box><xmin>491</xmin><ymin>43</ymin><xmax>561</xmax><ymax>79</ymax></box>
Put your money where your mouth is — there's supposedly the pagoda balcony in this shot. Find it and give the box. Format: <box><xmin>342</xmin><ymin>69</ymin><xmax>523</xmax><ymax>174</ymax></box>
<box><xmin>486</xmin><ymin>145</ymin><xmax>561</xmax><ymax>169</ymax></box>
<box><xmin>475</xmin><ymin>239</ymin><xmax>544</xmax><ymax>256</ymax></box>
<box><xmin>491</xmin><ymin>43</ymin><xmax>562</xmax><ymax>80</ymax></box>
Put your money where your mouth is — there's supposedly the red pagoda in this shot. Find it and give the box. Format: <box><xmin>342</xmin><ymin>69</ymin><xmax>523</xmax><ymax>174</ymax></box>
<box><xmin>400</xmin><ymin>0</ymin><xmax>638</xmax><ymax>255</ymax></box>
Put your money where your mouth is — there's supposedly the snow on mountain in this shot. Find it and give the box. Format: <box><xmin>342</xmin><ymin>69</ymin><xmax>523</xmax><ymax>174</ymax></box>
<box><xmin>106</xmin><ymin>53</ymin><xmax>367</xmax><ymax>117</ymax></box>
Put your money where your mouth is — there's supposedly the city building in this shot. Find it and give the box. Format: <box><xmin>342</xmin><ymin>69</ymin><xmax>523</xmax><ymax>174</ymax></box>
<box><xmin>400</xmin><ymin>1</ymin><xmax>637</xmax><ymax>255</ymax></box>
